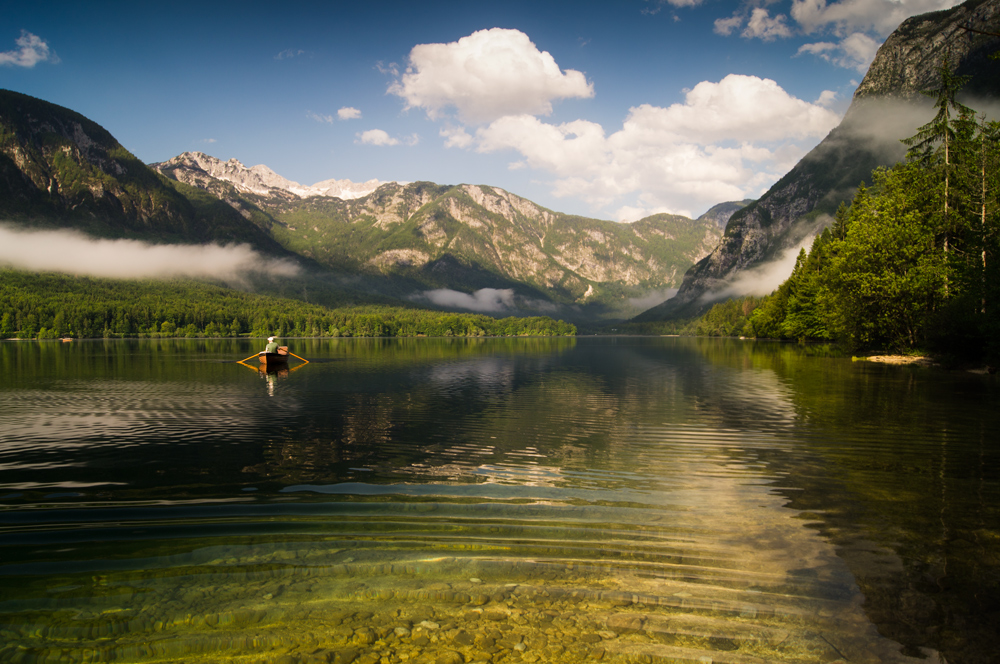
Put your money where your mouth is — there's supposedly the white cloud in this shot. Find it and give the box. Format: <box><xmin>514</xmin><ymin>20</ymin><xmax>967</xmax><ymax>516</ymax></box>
<box><xmin>815</xmin><ymin>89</ymin><xmax>838</xmax><ymax>107</ymax></box>
<box><xmin>474</xmin><ymin>75</ymin><xmax>841</xmax><ymax>218</ymax></box>
<box><xmin>797</xmin><ymin>31</ymin><xmax>880</xmax><ymax>72</ymax></box>
<box><xmin>713</xmin><ymin>0</ymin><xmax>963</xmax><ymax>71</ymax></box>
<box><xmin>791</xmin><ymin>0</ymin><xmax>964</xmax><ymax>37</ymax></box>
<box><xmin>0</xmin><ymin>225</ymin><xmax>300</xmax><ymax>283</ymax></box>
<box><xmin>616</xmin><ymin>206</ymin><xmax>653</xmax><ymax>223</ymax></box>
<box><xmin>201</xmin><ymin>138</ymin><xmax>218</xmax><ymax>144</ymax></box>
<box><xmin>388</xmin><ymin>28</ymin><xmax>594</xmax><ymax>124</ymax></box>
<box><xmin>644</xmin><ymin>0</ymin><xmax>705</xmax><ymax>12</ymax></box>
<box><xmin>413</xmin><ymin>288</ymin><xmax>516</xmax><ymax>313</ymax></box>
<box><xmin>357</xmin><ymin>129</ymin><xmax>399</xmax><ymax>146</ymax></box>
<box><xmin>714</xmin><ymin>15</ymin><xmax>745</xmax><ymax>36</ymax></box>
<box><xmin>356</xmin><ymin>129</ymin><xmax>418</xmax><ymax>147</ymax></box>
<box><xmin>338</xmin><ymin>107</ymin><xmax>362</xmax><ymax>120</ymax></box>
<box><xmin>275</xmin><ymin>48</ymin><xmax>305</xmax><ymax>60</ymax></box>
<box><xmin>307</xmin><ymin>111</ymin><xmax>335</xmax><ymax>124</ymax></box>
<box><xmin>742</xmin><ymin>8</ymin><xmax>793</xmax><ymax>41</ymax></box>
<box><xmin>623</xmin><ymin>75</ymin><xmax>841</xmax><ymax>143</ymax></box>
<box><xmin>440</xmin><ymin>125</ymin><xmax>474</xmax><ymax>149</ymax></box>
<box><xmin>0</xmin><ymin>30</ymin><xmax>58</xmax><ymax>67</ymax></box>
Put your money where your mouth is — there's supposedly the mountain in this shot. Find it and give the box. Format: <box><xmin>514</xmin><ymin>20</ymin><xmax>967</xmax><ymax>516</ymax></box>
<box><xmin>152</xmin><ymin>153</ymin><xmax>725</xmax><ymax>319</ymax></box>
<box><xmin>154</xmin><ymin>151</ymin><xmax>386</xmax><ymax>201</ymax></box>
<box><xmin>697</xmin><ymin>200</ymin><xmax>755</xmax><ymax>230</ymax></box>
<box><xmin>0</xmin><ymin>90</ymin><xmax>287</xmax><ymax>254</ymax></box>
<box><xmin>637</xmin><ymin>0</ymin><xmax>1000</xmax><ymax>322</ymax></box>
<box><xmin>0</xmin><ymin>90</ymin><xmax>726</xmax><ymax>323</ymax></box>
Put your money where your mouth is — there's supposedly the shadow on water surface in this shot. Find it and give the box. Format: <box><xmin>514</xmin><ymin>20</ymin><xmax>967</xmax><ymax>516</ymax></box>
<box><xmin>0</xmin><ymin>337</ymin><xmax>997</xmax><ymax>663</ymax></box>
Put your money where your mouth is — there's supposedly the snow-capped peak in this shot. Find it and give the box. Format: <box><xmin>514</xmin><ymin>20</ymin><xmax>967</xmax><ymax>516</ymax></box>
<box><xmin>154</xmin><ymin>152</ymin><xmax>388</xmax><ymax>200</ymax></box>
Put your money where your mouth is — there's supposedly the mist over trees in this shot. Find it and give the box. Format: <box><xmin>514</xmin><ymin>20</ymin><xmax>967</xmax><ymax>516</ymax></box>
<box><xmin>680</xmin><ymin>59</ymin><xmax>1000</xmax><ymax>363</ymax></box>
<box><xmin>0</xmin><ymin>271</ymin><xmax>576</xmax><ymax>340</ymax></box>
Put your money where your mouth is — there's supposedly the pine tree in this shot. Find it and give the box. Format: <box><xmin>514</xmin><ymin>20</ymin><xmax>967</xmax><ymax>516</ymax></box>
<box><xmin>901</xmin><ymin>53</ymin><xmax>974</xmax><ymax>297</ymax></box>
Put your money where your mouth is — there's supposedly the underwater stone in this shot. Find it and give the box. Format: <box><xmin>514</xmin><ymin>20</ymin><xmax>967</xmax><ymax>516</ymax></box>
<box><xmin>330</xmin><ymin>649</ymin><xmax>358</xmax><ymax>664</ymax></box>
<box><xmin>352</xmin><ymin>628</ymin><xmax>376</xmax><ymax>645</ymax></box>
<box><xmin>434</xmin><ymin>651</ymin><xmax>463</xmax><ymax>664</ymax></box>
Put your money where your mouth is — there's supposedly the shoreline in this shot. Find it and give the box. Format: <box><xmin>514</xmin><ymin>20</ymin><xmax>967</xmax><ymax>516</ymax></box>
<box><xmin>857</xmin><ymin>354</ymin><xmax>998</xmax><ymax>374</ymax></box>
<box><xmin>857</xmin><ymin>355</ymin><xmax>936</xmax><ymax>367</ymax></box>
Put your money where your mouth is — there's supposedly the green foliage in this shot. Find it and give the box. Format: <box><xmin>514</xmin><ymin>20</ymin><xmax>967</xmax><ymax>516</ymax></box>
<box><xmin>823</xmin><ymin>166</ymin><xmax>947</xmax><ymax>349</ymax></box>
<box><xmin>696</xmin><ymin>84</ymin><xmax>1000</xmax><ymax>361</ymax></box>
<box><xmin>695</xmin><ymin>296</ymin><xmax>764</xmax><ymax>337</ymax></box>
<box><xmin>0</xmin><ymin>270</ymin><xmax>576</xmax><ymax>340</ymax></box>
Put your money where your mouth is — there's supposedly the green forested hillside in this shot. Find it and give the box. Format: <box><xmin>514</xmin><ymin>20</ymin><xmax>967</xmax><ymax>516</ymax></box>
<box><xmin>670</xmin><ymin>69</ymin><xmax>1000</xmax><ymax>363</ymax></box>
<box><xmin>213</xmin><ymin>179</ymin><xmax>723</xmax><ymax>316</ymax></box>
<box><xmin>1</xmin><ymin>89</ymin><xmax>726</xmax><ymax>324</ymax></box>
<box><xmin>154</xmin><ymin>152</ymin><xmax>726</xmax><ymax>319</ymax></box>
<box><xmin>0</xmin><ymin>270</ymin><xmax>576</xmax><ymax>339</ymax></box>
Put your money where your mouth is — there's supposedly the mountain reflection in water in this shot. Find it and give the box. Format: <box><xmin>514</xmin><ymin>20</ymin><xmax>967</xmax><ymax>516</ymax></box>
<box><xmin>0</xmin><ymin>337</ymin><xmax>997</xmax><ymax>664</ymax></box>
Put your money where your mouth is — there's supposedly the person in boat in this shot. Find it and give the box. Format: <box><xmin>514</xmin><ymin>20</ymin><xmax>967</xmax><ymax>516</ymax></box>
<box><xmin>264</xmin><ymin>336</ymin><xmax>279</xmax><ymax>354</ymax></box>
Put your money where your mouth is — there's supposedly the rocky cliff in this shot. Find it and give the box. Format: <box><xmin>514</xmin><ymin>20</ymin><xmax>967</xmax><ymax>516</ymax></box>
<box><xmin>154</xmin><ymin>155</ymin><xmax>727</xmax><ymax>317</ymax></box>
<box><xmin>154</xmin><ymin>151</ymin><xmax>386</xmax><ymax>201</ymax></box>
<box><xmin>0</xmin><ymin>90</ymin><xmax>288</xmax><ymax>252</ymax></box>
<box><xmin>637</xmin><ymin>0</ymin><xmax>1000</xmax><ymax>322</ymax></box>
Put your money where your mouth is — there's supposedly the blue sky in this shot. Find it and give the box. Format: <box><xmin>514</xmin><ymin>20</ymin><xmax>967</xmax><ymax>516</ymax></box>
<box><xmin>2</xmin><ymin>0</ymin><xmax>964</xmax><ymax>220</ymax></box>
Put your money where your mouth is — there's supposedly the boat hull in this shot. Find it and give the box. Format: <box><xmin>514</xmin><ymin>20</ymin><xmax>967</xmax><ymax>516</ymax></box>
<box><xmin>258</xmin><ymin>351</ymin><xmax>289</xmax><ymax>366</ymax></box>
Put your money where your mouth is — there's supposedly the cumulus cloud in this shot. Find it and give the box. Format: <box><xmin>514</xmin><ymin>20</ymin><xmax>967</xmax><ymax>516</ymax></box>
<box><xmin>337</xmin><ymin>107</ymin><xmax>362</xmax><ymax>120</ymax></box>
<box><xmin>797</xmin><ymin>31</ymin><xmax>880</xmax><ymax>72</ymax></box>
<box><xmin>474</xmin><ymin>74</ymin><xmax>841</xmax><ymax>217</ymax></box>
<box><xmin>790</xmin><ymin>0</ymin><xmax>964</xmax><ymax>37</ymax></box>
<box><xmin>356</xmin><ymin>129</ymin><xmax>420</xmax><ymax>147</ymax></box>
<box><xmin>440</xmin><ymin>125</ymin><xmax>474</xmax><ymax>149</ymax></box>
<box><xmin>742</xmin><ymin>8</ymin><xmax>794</xmax><ymax>41</ymax></box>
<box><xmin>0</xmin><ymin>225</ymin><xmax>300</xmax><ymax>284</ymax></box>
<box><xmin>815</xmin><ymin>90</ymin><xmax>838</xmax><ymax>107</ymax></box>
<box><xmin>715</xmin><ymin>7</ymin><xmax>794</xmax><ymax>41</ymax></box>
<box><xmin>0</xmin><ymin>30</ymin><xmax>58</xmax><ymax>67</ymax></box>
<box><xmin>388</xmin><ymin>28</ymin><xmax>594</xmax><ymax>124</ymax></box>
<box><xmin>615</xmin><ymin>205</ymin><xmax>668</xmax><ymax>223</ymax></box>
<box><xmin>412</xmin><ymin>288</ymin><xmax>516</xmax><ymax>313</ymax></box>
<box><xmin>714</xmin><ymin>15</ymin><xmax>745</xmax><ymax>36</ymax></box>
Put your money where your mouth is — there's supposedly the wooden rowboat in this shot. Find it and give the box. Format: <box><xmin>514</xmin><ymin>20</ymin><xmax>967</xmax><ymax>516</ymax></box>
<box><xmin>258</xmin><ymin>346</ymin><xmax>290</xmax><ymax>366</ymax></box>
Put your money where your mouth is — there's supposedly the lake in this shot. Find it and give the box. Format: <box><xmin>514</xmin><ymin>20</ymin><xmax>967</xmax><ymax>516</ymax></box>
<box><xmin>1</xmin><ymin>337</ymin><xmax>998</xmax><ymax>664</ymax></box>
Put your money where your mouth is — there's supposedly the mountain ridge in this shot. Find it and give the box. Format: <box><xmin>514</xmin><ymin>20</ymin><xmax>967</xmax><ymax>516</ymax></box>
<box><xmin>153</xmin><ymin>158</ymin><xmax>727</xmax><ymax>317</ymax></box>
<box><xmin>153</xmin><ymin>151</ymin><xmax>387</xmax><ymax>201</ymax></box>
<box><xmin>1</xmin><ymin>88</ymin><xmax>735</xmax><ymax>323</ymax></box>
<box><xmin>637</xmin><ymin>0</ymin><xmax>1000</xmax><ymax>322</ymax></box>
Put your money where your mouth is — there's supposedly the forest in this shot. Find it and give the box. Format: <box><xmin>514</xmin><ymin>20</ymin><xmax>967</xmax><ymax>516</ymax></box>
<box><xmin>0</xmin><ymin>270</ymin><xmax>576</xmax><ymax>339</ymax></box>
<box><xmin>655</xmin><ymin>62</ymin><xmax>1000</xmax><ymax>364</ymax></box>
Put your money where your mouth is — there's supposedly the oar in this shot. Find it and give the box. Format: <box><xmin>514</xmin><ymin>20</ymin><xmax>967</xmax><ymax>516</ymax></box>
<box><xmin>237</xmin><ymin>352</ymin><xmax>261</xmax><ymax>363</ymax></box>
<box><xmin>287</xmin><ymin>351</ymin><xmax>310</xmax><ymax>364</ymax></box>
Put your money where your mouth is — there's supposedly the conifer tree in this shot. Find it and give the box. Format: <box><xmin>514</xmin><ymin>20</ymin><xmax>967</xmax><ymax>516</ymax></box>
<box><xmin>901</xmin><ymin>53</ymin><xmax>974</xmax><ymax>296</ymax></box>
